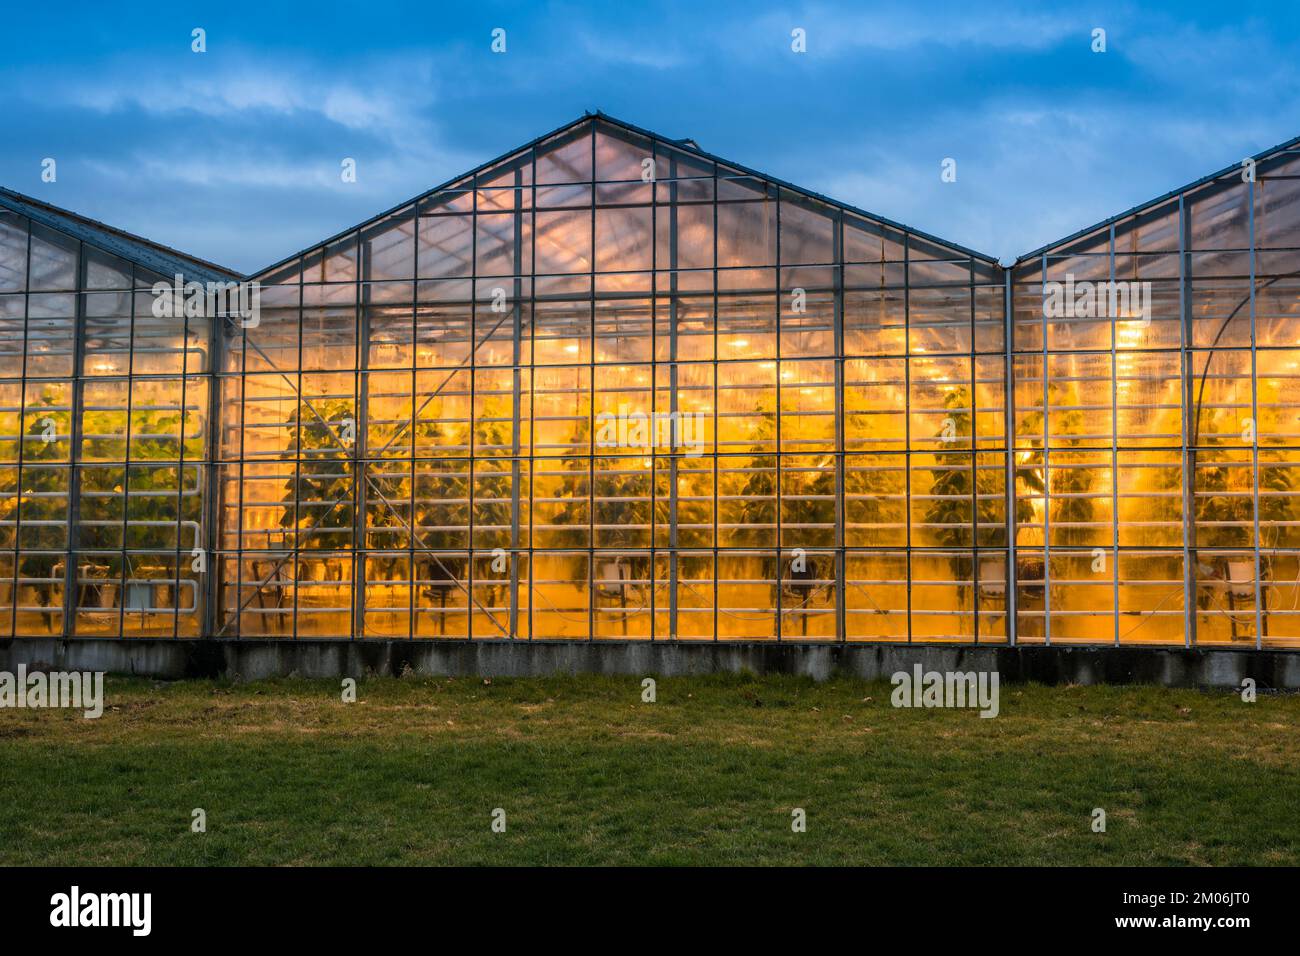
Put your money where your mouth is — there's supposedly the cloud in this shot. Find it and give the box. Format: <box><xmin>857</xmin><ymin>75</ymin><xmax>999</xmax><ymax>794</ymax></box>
<box><xmin>797</xmin><ymin>87</ymin><xmax>1300</xmax><ymax>264</ymax></box>
<box><xmin>576</xmin><ymin>31</ymin><xmax>684</xmax><ymax>69</ymax></box>
<box><xmin>736</xmin><ymin>2</ymin><xmax>1086</xmax><ymax>57</ymax></box>
<box><xmin>2</xmin><ymin>48</ymin><xmax>494</xmax><ymax>270</ymax></box>
<box><xmin>1121</xmin><ymin>18</ymin><xmax>1300</xmax><ymax>97</ymax></box>
<box><xmin>18</xmin><ymin>49</ymin><xmax>486</xmax><ymax>209</ymax></box>
<box><xmin>33</xmin><ymin>51</ymin><xmax>443</xmax><ymax>143</ymax></box>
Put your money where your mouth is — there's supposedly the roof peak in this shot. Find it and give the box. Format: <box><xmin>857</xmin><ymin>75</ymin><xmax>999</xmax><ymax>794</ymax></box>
<box><xmin>250</xmin><ymin>111</ymin><xmax>998</xmax><ymax>279</ymax></box>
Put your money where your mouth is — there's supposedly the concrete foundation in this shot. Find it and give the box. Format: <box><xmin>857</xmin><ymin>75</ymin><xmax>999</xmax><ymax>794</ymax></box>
<box><xmin>2</xmin><ymin>638</ymin><xmax>1299</xmax><ymax>689</ymax></box>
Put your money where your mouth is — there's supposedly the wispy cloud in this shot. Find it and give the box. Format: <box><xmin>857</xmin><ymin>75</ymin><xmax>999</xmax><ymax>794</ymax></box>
<box><xmin>1122</xmin><ymin>18</ymin><xmax>1300</xmax><ymax>96</ymax></box>
<box><xmin>32</xmin><ymin>51</ymin><xmax>443</xmax><ymax>142</ymax></box>
<box><xmin>84</xmin><ymin>153</ymin><xmax>436</xmax><ymax>192</ymax></box>
<box><xmin>577</xmin><ymin>31</ymin><xmax>683</xmax><ymax>69</ymax></box>
<box><xmin>737</xmin><ymin>2</ymin><xmax>1086</xmax><ymax>56</ymax></box>
<box><xmin>21</xmin><ymin>50</ymin><xmax>483</xmax><ymax>204</ymax></box>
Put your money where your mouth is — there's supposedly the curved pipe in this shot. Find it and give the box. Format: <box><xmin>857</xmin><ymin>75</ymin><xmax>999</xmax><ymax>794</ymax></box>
<box><xmin>1190</xmin><ymin>269</ymin><xmax>1299</xmax><ymax>447</ymax></box>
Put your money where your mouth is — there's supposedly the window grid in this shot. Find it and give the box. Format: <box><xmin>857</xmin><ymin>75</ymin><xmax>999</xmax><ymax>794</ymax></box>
<box><xmin>1</xmin><ymin>125</ymin><xmax>1297</xmax><ymax>647</ymax></box>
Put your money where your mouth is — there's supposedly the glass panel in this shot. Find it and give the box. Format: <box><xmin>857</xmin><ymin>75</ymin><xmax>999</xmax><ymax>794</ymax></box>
<box><xmin>0</xmin><ymin>211</ymin><xmax>27</xmax><ymax>294</ymax></box>
<box><xmin>779</xmin><ymin>192</ymin><xmax>835</xmax><ymax>266</ymax></box>
<box><xmin>27</xmin><ymin>223</ymin><xmax>78</xmax><ymax>292</ymax></box>
<box><xmin>363</xmin><ymin>209</ymin><xmax>416</xmax><ymax>282</ymax></box>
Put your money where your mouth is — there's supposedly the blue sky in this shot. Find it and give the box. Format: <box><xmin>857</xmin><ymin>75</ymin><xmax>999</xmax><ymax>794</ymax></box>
<box><xmin>4</xmin><ymin>0</ymin><xmax>1299</xmax><ymax>273</ymax></box>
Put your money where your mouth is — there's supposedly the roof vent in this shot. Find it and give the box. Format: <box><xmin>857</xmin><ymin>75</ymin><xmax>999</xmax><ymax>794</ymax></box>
<box><xmin>674</xmin><ymin>137</ymin><xmax>701</xmax><ymax>151</ymax></box>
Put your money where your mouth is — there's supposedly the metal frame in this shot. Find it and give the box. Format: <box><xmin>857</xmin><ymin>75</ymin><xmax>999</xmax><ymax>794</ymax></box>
<box><xmin>2</xmin><ymin>121</ymin><xmax>1298</xmax><ymax>649</ymax></box>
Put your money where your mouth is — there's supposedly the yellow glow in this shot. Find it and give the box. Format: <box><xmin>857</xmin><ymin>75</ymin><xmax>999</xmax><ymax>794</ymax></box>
<box><xmin>1116</xmin><ymin>322</ymin><xmax>1143</xmax><ymax>346</ymax></box>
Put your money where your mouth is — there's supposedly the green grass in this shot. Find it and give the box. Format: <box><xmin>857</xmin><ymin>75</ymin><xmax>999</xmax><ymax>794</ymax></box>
<box><xmin>1</xmin><ymin>673</ymin><xmax>1297</xmax><ymax>865</ymax></box>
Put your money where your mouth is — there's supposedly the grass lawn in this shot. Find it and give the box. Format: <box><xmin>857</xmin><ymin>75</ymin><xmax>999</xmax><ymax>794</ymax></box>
<box><xmin>0</xmin><ymin>673</ymin><xmax>1297</xmax><ymax>866</ymax></box>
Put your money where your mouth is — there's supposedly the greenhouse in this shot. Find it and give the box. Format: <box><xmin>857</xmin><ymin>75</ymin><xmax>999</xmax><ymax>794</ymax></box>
<box><xmin>1</xmin><ymin>113</ymin><xmax>1297</xmax><ymax>647</ymax></box>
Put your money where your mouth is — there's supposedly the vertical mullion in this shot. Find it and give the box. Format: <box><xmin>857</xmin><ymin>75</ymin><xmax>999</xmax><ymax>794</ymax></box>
<box><xmin>290</xmin><ymin>263</ymin><xmax>304</xmax><ymax>641</ymax></box>
<box><xmin>1041</xmin><ymin>252</ymin><xmax>1051</xmax><ymax>646</ymax></box>
<box><xmin>233</xmin><ymin>283</ymin><xmax>251</xmax><ymax>638</ymax></box>
<box><xmin>10</xmin><ymin>219</ymin><xmax>32</xmax><ymax>637</ymax></box>
<box><xmin>667</xmin><ymin>153</ymin><xmax>679</xmax><ymax>640</ymax></box>
<box><xmin>970</xmin><ymin>265</ymin><xmax>979</xmax><ymax>645</ymax></box>
<box><xmin>903</xmin><ymin>234</ymin><xmax>912</xmax><ymax>644</ymax></box>
<box><xmin>774</xmin><ymin>187</ymin><xmax>782</xmax><ymax>641</ymax></box>
<box><xmin>1004</xmin><ymin>268</ymin><xmax>1018</xmax><ymax>646</ymax></box>
<box><xmin>469</xmin><ymin>260</ymin><xmax>479</xmax><ymax>640</ymax></box>
<box><xmin>404</xmin><ymin>322</ymin><xmax>415</xmax><ymax>641</ymax></box>
<box><xmin>468</xmin><ymin>200</ymin><xmax>479</xmax><ymax>641</ymax></box>
<box><xmin>587</xmin><ymin>127</ymin><xmax>596</xmax><ymax>642</ymax></box>
<box><xmin>1110</xmin><ymin>223</ymin><xmax>1120</xmax><ymax>646</ymax></box>
<box><xmin>171</xmin><ymin>278</ymin><xmax>193</xmax><ymax>639</ymax></box>
<box><xmin>527</xmin><ymin>150</ymin><xmax>537</xmax><ymax>640</ymax></box>
<box><xmin>509</xmin><ymin>164</ymin><xmax>524</xmax><ymax>640</ymax></box>
<box><xmin>1179</xmin><ymin>193</ymin><xmax>1195</xmax><ymax>648</ymax></box>
<box><xmin>408</xmin><ymin>210</ymin><xmax>419</xmax><ymax>640</ymax></box>
<box><xmin>711</xmin><ymin>169</ymin><xmax>720</xmax><ymax>643</ymax></box>
<box><xmin>204</xmin><ymin>295</ymin><xmax>226</xmax><ymax>639</ymax></box>
<box><xmin>62</xmin><ymin>242</ymin><xmax>87</xmax><ymax>639</ymax></box>
<box><xmin>115</xmin><ymin>261</ymin><xmax>136</xmax><ymax>640</ymax></box>
<box><xmin>353</xmin><ymin>244</ymin><xmax>369</xmax><ymax>640</ymax></box>
<box><xmin>833</xmin><ymin>211</ymin><xmax>846</xmax><ymax>643</ymax></box>
<box><xmin>649</xmin><ymin>142</ymin><xmax>658</xmax><ymax>640</ymax></box>
<box><xmin>1249</xmin><ymin>177</ymin><xmax>1263</xmax><ymax>649</ymax></box>
<box><xmin>469</xmin><ymin>183</ymin><xmax>480</xmax><ymax>642</ymax></box>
